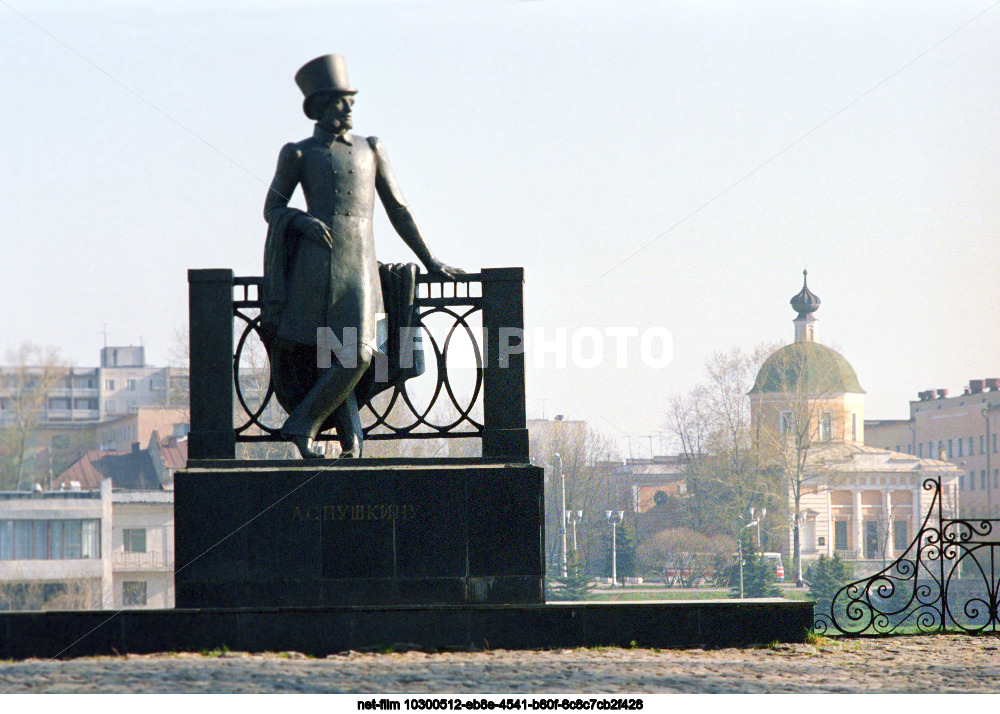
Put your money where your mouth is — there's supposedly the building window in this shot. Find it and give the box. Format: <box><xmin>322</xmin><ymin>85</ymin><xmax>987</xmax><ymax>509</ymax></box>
<box><xmin>123</xmin><ymin>581</ymin><xmax>147</xmax><ymax>607</ymax></box>
<box><xmin>127</xmin><ymin>379</ymin><xmax>137</xmax><ymax>392</ymax></box>
<box><xmin>971</xmin><ymin>473</ymin><xmax>976</xmax><ymax>491</ymax></box>
<box><xmin>834</xmin><ymin>520</ymin><xmax>848</xmax><ymax>551</ymax></box>
<box><xmin>939</xmin><ymin>441</ymin><xmax>946</xmax><ymax>459</ymax></box>
<box><xmin>957</xmin><ymin>438</ymin><xmax>963</xmax><ymax>457</ymax></box>
<box><xmin>993</xmin><ymin>434</ymin><xmax>997</xmax><ymax>453</ymax></box>
<box><xmin>968</xmin><ymin>437</ymin><xmax>974</xmax><ymax>456</ymax></box>
<box><xmin>105</xmin><ymin>379</ymin><xmax>115</xmax><ymax>391</ymax></box>
<box><xmin>981</xmin><ymin>435</ymin><xmax>986</xmax><ymax>454</ymax></box>
<box><xmin>918</xmin><ymin>443</ymin><xmax>923</xmax><ymax>458</ymax></box>
<box><xmin>893</xmin><ymin>520</ymin><xmax>908</xmax><ymax>552</ymax></box>
<box><xmin>0</xmin><ymin>520</ymin><xmax>100</xmax><ymax>561</ymax></box>
<box><xmin>851</xmin><ymin>413</ymin><xmax>858</xmax><ymax>442</ymax></box>
<box><xmin>820</xmin><ymin>413</ymin><xmax>833</xmax><ymax>441</ymax></box>
<box><xmin>780</xmin><ymin>411</ymin><xmax>795</xmax><ymax>435</ymax></box>
<box><xmin>995</xmin><ymin>469</ymin><xmax>999</xmax><ymax>489</ymax></box>
<box><xmin>123</xmin><ymin>529</ymin><xmax>146</xmax><ymax>553</ymax></box>
<box><xmin>983</xmin><ymin>471</ymin><xmax>988</xmax><ymax>490</ymax></box>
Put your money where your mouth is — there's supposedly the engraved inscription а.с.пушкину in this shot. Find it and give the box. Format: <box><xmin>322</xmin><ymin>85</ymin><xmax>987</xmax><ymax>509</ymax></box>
<box><xmin>291</xmin><ymin>504</ymin><xmax>418</xmax><ymax>522</ymax></box>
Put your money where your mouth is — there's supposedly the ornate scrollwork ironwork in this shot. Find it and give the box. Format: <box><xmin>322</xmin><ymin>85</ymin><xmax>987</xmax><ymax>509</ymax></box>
<box><xmin>815</xmin><ymin>476</ymin><xmax>1000</xmax><ymax>636</ymax></box>
<box><xmin>230</xmin><ymin>274</ymin><xmax>484</xmax><ymax>446</ymax></box>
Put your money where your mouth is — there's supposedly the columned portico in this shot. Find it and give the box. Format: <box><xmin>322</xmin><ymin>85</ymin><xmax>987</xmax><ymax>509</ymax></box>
<box><xmin>853</xmin><ymin>489</ymin><xmax>863</xmax><ymax>559</ymax></box>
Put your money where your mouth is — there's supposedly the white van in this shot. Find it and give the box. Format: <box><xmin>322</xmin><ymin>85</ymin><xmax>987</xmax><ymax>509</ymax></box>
<box><xmin>763</xmin><ymin>552</ymin><xmax>785</xmax><ymax>582</ymax></box>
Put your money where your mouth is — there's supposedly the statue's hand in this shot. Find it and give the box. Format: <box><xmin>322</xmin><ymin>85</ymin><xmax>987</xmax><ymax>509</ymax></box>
<box><xmin>301</xmin><ymin>217</ymin><xmax>334</xmax><ymax>248</ymax></box>
<box><xmin>426</xmin><ymin>259</ymin><xmax>466</xmax><ymax>282</ymax></box>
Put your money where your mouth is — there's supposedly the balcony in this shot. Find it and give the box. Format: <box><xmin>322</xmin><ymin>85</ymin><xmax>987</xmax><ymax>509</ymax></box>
<box><xmin>42</xmin><ymin>409</ymin><xmax>101</xmax><ymax>423</ymax></box>
<box><xmin>112</xmin><ymin>550</ymin><xmax>175</xmax><ymax>571</ymax></box>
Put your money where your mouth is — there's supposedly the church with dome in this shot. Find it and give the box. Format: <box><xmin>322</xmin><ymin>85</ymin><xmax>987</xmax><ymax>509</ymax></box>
<box><xmin>749</xmin><ymin>272</ymin><xmax>960</xmax><ymax>579</ymax></box>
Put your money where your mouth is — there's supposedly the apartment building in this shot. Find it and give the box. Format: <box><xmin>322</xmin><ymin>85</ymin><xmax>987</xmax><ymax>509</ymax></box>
<box><xmin>0</xmin><ymin>477</ymin><xmax>175</xmax><ymax>612</ymax></box>
<box><xmin>866</xmin><ymin>379</ymin><xmax>1000</xmax><ymax>517</ymax></box>
<box><xmin>0</xmin><ymin>346</ymin><xmax>187</xmax><ymax>425</ymax></box>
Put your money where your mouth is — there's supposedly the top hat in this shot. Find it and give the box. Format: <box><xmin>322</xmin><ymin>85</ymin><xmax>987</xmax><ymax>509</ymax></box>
<box><xmin>295</xmin><ymin>54</ymin><xmax>358</xmax><ymax>120</ymax></box>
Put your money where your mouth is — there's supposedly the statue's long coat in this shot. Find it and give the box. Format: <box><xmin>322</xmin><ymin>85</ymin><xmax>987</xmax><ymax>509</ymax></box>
<box><xmin>261</xmin><ymin>125</ymin><xmax>423</xmax><ymax>415</ymax></box>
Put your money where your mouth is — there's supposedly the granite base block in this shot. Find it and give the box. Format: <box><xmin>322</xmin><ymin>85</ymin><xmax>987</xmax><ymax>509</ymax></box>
<box><xmin>0</xmin><ymin>600</ymin><xmax>815</xmax><ymax>659</ymax></box>
<box><xmin>174</xmin><ymin>459</ymin><xmax>545</xmax><ymax>608</ymax></box>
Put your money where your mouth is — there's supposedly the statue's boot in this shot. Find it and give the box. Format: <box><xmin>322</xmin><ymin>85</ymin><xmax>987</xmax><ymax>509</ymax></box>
<box><xmin>281</xmin><ymin>353</ymin><xmax>369</xmax><ymax>459</ymax></box>
<box><xmin>287</xmin><ymin>435</ymin><xmax>324</xmax><ymax>459</ymax></box>
<box><xmin>333</xmin><ymin>393</ymin><xmax>364</xmax><ymax>458</ymax></box>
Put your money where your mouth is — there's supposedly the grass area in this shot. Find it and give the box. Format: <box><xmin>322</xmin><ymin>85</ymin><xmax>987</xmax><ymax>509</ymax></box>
<box><xmin>584</xmin><ymin>587</ymin><xmax>813</xmax><ymax>602</ymax></box>
<box><xmin>587</xmin><ymin>589</ymin><xmax>731</xmax><ymax>602</ymax></box>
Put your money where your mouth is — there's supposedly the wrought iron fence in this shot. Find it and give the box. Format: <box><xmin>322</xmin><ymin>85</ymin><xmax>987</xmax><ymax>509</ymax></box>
<box><xmin>815</xmin><ymin>476</ymin><xmax>1000</xmax><ymax>635</ymax></box>
<box><xmin>187</xmin><ymin>267</ymin><xmax>528</xmax><ymax>460</ymax></box>
<box><xmin>233</xmin><ymin>273</ymin><xmax>487</xmax><ymax>444</ymax></box>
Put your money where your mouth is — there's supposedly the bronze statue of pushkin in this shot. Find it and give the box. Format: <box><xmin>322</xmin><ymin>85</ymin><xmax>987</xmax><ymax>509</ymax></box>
<box><xmin>261</xmin><ymin>54</ymin><xmax>462</xmax><ymax>460</ymax></box>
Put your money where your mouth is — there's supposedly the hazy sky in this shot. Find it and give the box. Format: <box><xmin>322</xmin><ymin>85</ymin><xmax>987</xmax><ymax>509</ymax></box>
<box><xmin>2</xmin><ymin>0</ymin><xmax>998</xmax><ymax>455</ymax></box>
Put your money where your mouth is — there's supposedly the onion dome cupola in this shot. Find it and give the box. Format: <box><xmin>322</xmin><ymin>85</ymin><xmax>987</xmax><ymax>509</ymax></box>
<box><xmin>790</xmin><ymin>269</ymin><xmax>820</xmax><ymax>343</ymax></box>
<box><xmin>749</xmin><ymin>270</ymin><xmax>864</xmax><ymax>397</ymax></box>
<box><xmin>790</xmin><ymin>269</ymin><xmax>821</xmax><ymax>317</ymax></box>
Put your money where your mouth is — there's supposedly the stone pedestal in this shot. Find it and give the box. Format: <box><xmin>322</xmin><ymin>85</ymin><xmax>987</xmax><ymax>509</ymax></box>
<box><xmin>174</xmin><ymin>459</ymin><xmax>544</xmax><ymax>608</ymax></box>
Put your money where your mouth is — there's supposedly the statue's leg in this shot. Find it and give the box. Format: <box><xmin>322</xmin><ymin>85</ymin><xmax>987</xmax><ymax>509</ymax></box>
<box><xmin>281</xmin><ymin>347</ymin><xmax>372</xmax><ymax>458</ymax></box>
<box><xmin>331</xmin><ymin>392</ymin><xmax>363</xmax><ymax>458</ymax></box>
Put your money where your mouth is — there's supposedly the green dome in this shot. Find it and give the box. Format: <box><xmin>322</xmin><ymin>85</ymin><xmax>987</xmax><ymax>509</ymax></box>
<box><xmin>750</xmin><ymin>342</ymin><xmax>865</xmax><ymax>395</ymax></box>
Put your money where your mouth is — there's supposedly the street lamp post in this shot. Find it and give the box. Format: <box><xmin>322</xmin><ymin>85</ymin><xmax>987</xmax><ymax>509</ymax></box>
<box><xmin>795</xmin><ymin>513</ymin><xmax>808</xmax><ymax>587</ymax></box>
<box><xmin>554</xmin><ymin>452</ymin><xmax>566</xmax><ymax>577</ymax></box>
<box><xmin>566</xmin><ymin>510</ymin><xmax>583</xmax><ymax>552</ymax></box>
<box><xmin>750</xmin><ymin>507</ymin><xmax>767</xmax><ymax>548</ymax></box>
<box><xmin>738</xmin><ymin>519</ymin><xmax>759</xmax><ymax>599</ymax></box>
<box><xmin>606</xmin><ymin>510</ymin><xmax>624</xmax><ymax>587</ymax></box>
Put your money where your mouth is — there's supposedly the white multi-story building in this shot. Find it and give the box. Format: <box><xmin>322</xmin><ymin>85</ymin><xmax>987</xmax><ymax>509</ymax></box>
<box><xmin>97</xmin><ymin>346</ymin><xmax>188</xmax><ymax>419</ymax></box>
<box><xmin>0</xmin><ymin>346</ymin><xmax>188</xmax><ymax>490</ymax></box>
<box><xmin>0</xmin><ymin>480</ymin><xmax>112</xmax><ymax>610</ymax></box>
<box><xmin>0</xmin><ymin>345</ymin><xmax>188</xmax><ymax>427</ymax></box>
<box><xmin>0</xmin><ymin>478</ymin><xmax>174</xmax><ymax>611</ymax></box>
<box><xmin>109</xmin><ymin>489</ymin><xmax>174</xmax><ymax>609</ymax></box>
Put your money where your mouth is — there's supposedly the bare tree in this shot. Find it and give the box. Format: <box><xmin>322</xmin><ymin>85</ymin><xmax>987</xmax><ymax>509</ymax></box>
<box><xmin>166</xmin><ymin>326</ymin><xmax>191</xmax><ymax>413</ymax></box>
<box><xmin>665</xmin><ymin>345</ymin><xmax>783</xmax><ymax>540</ymax></box>
<box><xmin>0</xmin><ymin>343</ymin><xmax>69</xmax><ymax>490</ymax></box>
<box><xmin>638</xmin><ymin>527</ymin><xmax>734</xmax><ymax>588</ymax></box>
<box><xmin>529</xmin><ymin>420</ymin><xmax>620</xmax><ymax>574</ymax></box>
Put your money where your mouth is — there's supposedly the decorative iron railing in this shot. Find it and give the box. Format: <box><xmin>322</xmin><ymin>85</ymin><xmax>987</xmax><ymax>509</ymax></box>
<box><xmin>187</xmin><ymin>268</ymin><xmax>528</xmax><ymax>461</ymax></box>
<box><xmin>112</xmin><ymin>550</ymin><xmax>175</xmax><ymax>569</ymax></box>
<box><xmin>815</xmin><ymin>476</ymin><xmax>1000</xmax><ymax>635</ymax></box>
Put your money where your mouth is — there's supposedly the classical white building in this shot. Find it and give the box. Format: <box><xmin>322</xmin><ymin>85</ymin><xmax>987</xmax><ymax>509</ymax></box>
<box><xmin>749</xmin><ymin>273</ymin><xmax>960</xmax><ymax>574</ymax></box>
